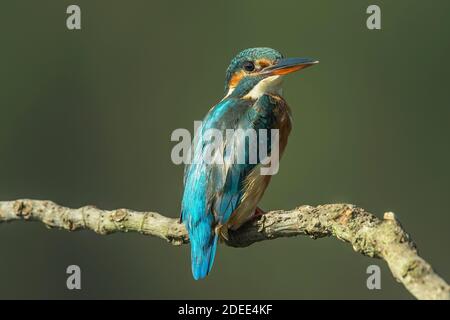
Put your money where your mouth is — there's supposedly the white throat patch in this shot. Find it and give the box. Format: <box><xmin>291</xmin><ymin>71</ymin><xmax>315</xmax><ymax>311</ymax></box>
<box><xmin>243</xmin><ymin>75</ymin><xmax>283</xmax><ymax>100</ymax></box>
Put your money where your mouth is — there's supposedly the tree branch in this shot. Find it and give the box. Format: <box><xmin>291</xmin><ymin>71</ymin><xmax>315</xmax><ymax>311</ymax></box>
<box><xmin>0</xmin><ymin>199</ymin><xmax>448</xmax><ymax>300</ymax></box>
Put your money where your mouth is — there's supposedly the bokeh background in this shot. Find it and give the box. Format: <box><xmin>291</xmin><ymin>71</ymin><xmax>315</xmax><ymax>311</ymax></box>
<box><xmin>0</xmin><ymin>0</ymin><xmax>449</xmax><ymax>299</ymax></box>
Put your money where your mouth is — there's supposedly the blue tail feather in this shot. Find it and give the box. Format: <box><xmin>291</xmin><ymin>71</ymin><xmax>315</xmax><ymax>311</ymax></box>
<box><xmin>191</xmin><ymin>233</ymin><xmax>218</xmax><ymax>280</ymax></box>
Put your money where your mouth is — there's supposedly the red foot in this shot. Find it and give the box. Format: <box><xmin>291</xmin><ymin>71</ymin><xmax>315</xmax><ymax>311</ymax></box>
<box><xmin>253</xmin><ymin>207</ymin><xmax>266</xmax><ymax>219</ymax></box>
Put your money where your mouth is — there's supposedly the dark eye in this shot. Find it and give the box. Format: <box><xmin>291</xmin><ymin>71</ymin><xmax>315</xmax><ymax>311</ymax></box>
<box><xmin>243</xmin><ymin>61</ymin><xmax>255</xmax><ymax>72</ymax></box>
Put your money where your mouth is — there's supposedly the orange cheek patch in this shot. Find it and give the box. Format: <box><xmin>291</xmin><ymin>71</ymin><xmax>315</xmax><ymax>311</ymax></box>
<box><xmin>228</xmin><ymin>70</ymin><xmax>245</xmax><ymax>88</ymax></box>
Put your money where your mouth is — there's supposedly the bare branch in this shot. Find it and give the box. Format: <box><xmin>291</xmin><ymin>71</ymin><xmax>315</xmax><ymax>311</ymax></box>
<box><xmin>0</xmin><ymin>199</ymin><xmax>448</xmax><ymax>300</ymax></box>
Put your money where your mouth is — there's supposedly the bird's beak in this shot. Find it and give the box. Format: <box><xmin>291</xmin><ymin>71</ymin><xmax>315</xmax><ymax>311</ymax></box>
<box><xmin>262</xmin><ymin>57</ymin><xmax>319</xmax><ymax>76</ymax></box>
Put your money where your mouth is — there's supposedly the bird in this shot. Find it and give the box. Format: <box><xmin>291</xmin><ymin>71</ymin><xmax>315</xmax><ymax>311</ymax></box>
<box><xmin>181</xmin><ymin>47</ymin><xmax>318</xmax><ymax>280</ymax></box>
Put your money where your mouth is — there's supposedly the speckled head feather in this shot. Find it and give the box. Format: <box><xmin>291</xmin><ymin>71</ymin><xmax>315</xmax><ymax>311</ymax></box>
<box><xmin>224</xmin><ymin>47</ymin><xmax>283</xmax><ymax>94</ymax></box>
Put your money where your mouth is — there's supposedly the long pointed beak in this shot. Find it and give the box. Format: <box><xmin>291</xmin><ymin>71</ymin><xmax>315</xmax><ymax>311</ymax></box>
<box><xmin>262</xmin><ymin>57</ymin><xmax>319</xmax><ymax>76</ymax></box>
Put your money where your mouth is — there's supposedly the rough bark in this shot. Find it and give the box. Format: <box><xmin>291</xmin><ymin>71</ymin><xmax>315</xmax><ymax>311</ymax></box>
<box><xmin>0</xmin><ymin>199</ymin><xmax>448</xmax><ymax>300</ymax></box>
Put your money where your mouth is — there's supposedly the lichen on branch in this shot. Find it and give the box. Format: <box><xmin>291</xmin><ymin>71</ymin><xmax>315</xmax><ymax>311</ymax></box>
<box><xmin>0</xmin><ymin>199</ymin><xmax>448</xmax><ymax>300</ymax></box>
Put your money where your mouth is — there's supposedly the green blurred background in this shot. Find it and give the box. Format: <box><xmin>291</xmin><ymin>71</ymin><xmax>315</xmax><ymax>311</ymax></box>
<box><xmin>0</xmin><ymin>0</ymin><xmax>449</xmax><ymax>299</ymax></box>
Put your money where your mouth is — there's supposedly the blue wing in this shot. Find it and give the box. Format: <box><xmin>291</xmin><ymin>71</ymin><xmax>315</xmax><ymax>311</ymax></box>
<box><xmin>181</xmin><ymin>95</ymin><xmax>279</xmax><ymax>279</ymax></box>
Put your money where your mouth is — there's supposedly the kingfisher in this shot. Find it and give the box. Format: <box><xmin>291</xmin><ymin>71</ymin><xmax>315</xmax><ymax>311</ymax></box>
<box><xmin>181</xmin><ymin>47</ymin><xmax>318</xmax><ymax>279</ymax></box>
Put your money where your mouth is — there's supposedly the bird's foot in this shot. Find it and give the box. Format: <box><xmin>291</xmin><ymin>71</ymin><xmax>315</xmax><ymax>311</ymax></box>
<box><xmin>252</xmin><ymin>207</ymin><xmax>266</xmax><ymax>219</ymax></box>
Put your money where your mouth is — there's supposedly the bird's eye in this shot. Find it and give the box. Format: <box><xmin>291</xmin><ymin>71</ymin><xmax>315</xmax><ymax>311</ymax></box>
<box><xmin>243</xmin><ymin>61</ymin><xmax>255</xmax><ymax>72</ymax></box>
